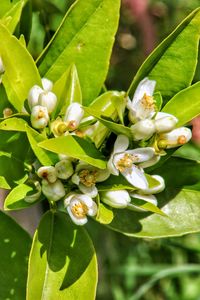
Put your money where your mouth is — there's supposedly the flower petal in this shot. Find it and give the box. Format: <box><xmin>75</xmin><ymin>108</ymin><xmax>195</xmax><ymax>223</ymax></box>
<box><xmin>79</xmin><ymin>183</ymin><xmax>98</xmax><ymax>198</ymax></box>
<box><xmin>67</xmin><ymin>206</ymin><xmax>88</xmax><ymax>226</ymax></box>
<box><xmin>132</xmin><ymin>77</ymin><xmax>156</xmax><ymax>106</ymax></box>
<box><xmin>107</xmin><ymin>155</ymin><xmax>119</xmax><ymax>176</ymax></box>
<box><xmin>121</xmin><ymin>165</ymin><xmax>148</xmax><ymax>189</ymax></box>
<box><xmin>113</xmin><ymin>135</ymin><xmax>129</xmax><ymax>153</ymax></box>
<box><xmin>126</xmin><ymin>147</ymin><xmax>155</xmax><ymax>163</ymax></box>
<box><xmin>101</xmin><ymin>190</ymin><xmax>131</xmax><ymax>208</ymax></box>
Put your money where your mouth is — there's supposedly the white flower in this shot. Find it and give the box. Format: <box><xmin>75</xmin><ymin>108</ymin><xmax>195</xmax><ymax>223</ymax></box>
<box><xmin>131</xmin><ymin>119</ymin><xmax>156</xmax><ymax>141</ymax></box>
<box><xmin>28</xmin><ymin>85</ymin><xmax>43</xmax><ymax>108</ymax></box>
<box><xmin>64</xmin><ymin>193</ymin><xmax>97</xmax><ymax>225</ymax></box>
<box><xmin>24</xmin><ymin>181</ymin><xmax>41</xmax><ymax>203</ymax></box>
<box><xmin>38</xmin><ymin>91</ymin><xmax>57</xmax><ymax>114</ymax></box>
<box><xmin>31</xmin><ymin>105</ymin><xmax>49</xmax><ymax>129</ymax></box>
<box><xmin>42</xmin><ymin>179</ymin><xmax>65</xmax><ymax>201</ymax></box>
<box><xmin>64</xmin><ymin>103</ymin><xmax>84</xmax><ymax>131</ymax></box>
<box><xmin>55</xmin><ymin>159</ymin><xmax>74</xmax><ymax>180</ymax></box>
<box><xmin>37</xmin><ymin>166</ymin><xmax>57</xmax><ymax>183</ymax></box>
<box><xmin>128</xmin><ymin>193</ymin><xmax>158</xmax><ymax>212</ymax></box>
<box><xmin>158</xmin><ymin>127</ymin><xmax>192</xmax><ymax>149</ymax></box>
<box><xmin>138</xmin><ymin>175</ymin><xmax>165</xmax><ymax>195</ymax></box>
<box><xmin>127</xmin><ymin>77</ymin><xmax>156</xmax><ymax>122</ymax></box>
<box><xmin>41</xmin><ymin>77</ymin><xmax>53</xmax><ymax>91</ymax></box>
<box><xmin>154</xmin><ymin>112</ymin><xmax>178</xmax><ymax>133</ymax></box>
<box><xmin>100</xmin><ymin>190</ymin><xmax>131</xmax><ymax>208</ymax></box>
<box><xmin>71</xmin><ymin>163</ymin><xmax>110</xmax><ymax>198</ymax></box>
<box><xmin>107</xmin><ymin>135</ymin><xmax>155</xmax><ymax>189</ymax></box>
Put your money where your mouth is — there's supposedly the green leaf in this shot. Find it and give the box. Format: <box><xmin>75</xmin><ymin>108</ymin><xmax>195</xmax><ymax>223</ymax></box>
<box><xmin>1</xmin><ymin>0</ymin><xmax>26</xmax><ymax>33</ymax></box>
<box><xmin>37</xmin><ymin>0</ymin><xmax>121</xmax><ymax>105</ymax></box>
<box><xmin>0</xmin><ymin>0</ymin><xmax>22</xmax><ymax>18</ymax></box>
<box><xmin>0</xmin><ymin>211</ymin><xmax>31</xmax><ymax>299</ymax></box>
<box><xmin>129</xmin><ymin>197</ymin><xmax>167</xmax><ymax>217</ymax></box>
<box><xmin>84</xmin><ymin>107</ymin><xmax>133</xmax><ymax>139</ymax></box>
<box><xmin>38</xmin><ymin>135</ymin><xmax>107</xmax><ymax>169</ymax></box>
<box><xmin>26</xmin><ymin>126</ymin><xmax>57</xmax><ymax>166</ymax></box>
<box><xmin>154</xmin><ymin>92</ymin><xmax>163</xmax><ymax>111</ymax></box>
<box><xmin>0</xmin><ymin>117</ymin><xmax>28</xmax><ymax>132</ymax></box>
<box><xmin>174</xmin><ymin>142</ymin><xmax>200</xmax><ymax>161</ymax></box>
<box><xmin>27</xmin><ymin>211</ymin><xmax>98</xmax><ymax>300</ymax></box>
<box><xmin>95</xmin><ymin>203</ymin><xmax>114</xmax><ymax>224</ymax></box>
<box><xmin>162</xmin><ymin>82</ymin><xmax>200</xmax><ymax>126</ymax></box>
<box><xmin>0</xmin><ymin>23</ymin><xmax>41</xmax><ymax>111</ymax></box>
<box><xmin>4</xmin><ymin>183</ymin><xmax>40</xmax><ymax>210</ymax></box>
<box><xmin>128</xmin><ymin>8</ymin><xmax>200</xmax><ymax>104</ymax></box>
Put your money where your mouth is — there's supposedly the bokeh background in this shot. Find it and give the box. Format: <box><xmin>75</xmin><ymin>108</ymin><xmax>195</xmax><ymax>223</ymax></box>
<box><xmin>3</xmin><ymin>0</ymin><xmax>200</xmax><ymax>299</ymax></box>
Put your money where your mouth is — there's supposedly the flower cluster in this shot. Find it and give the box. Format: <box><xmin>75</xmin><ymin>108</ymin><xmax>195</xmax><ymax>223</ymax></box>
<box><xmin>21</xmin><ymin>77</ymin><xmax>192</xmax><ymax>226</ymax></box>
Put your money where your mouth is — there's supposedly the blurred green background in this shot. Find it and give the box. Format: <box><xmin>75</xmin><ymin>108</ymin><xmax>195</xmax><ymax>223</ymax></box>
<box><xmin>28</xmin><ymin>0</ymin><xmax>200</xmax><ymax>299</ymax></box>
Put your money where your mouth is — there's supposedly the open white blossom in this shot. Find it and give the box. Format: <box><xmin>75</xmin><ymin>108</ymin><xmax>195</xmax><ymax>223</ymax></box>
<box><xmin>71</xmin><ymin>162</ymin><xmax>110</xmax><ymax>198</ymax></box>
<box><xmin>127</xmin><ymin>77</ymin><xmax>156</xmax><ymax>123</ymax></box>
<box><xmin>64</xmin><ymin>193</ymin><xmax>97</xmax><ymax>225</ymax></box>
<box><xmin>158</xmin><ymin>127</ymin><xmax>192</xmax><ymax>149</ymax></box>
<box><xmin>100</xmin><ymin>190</ymin><xmax>131</xmax><ymax>208</ymax></box>
<box><xmin>107</xmin><ymin>135</ymin><xmax>156</xmax><ymax>189</ymax></box>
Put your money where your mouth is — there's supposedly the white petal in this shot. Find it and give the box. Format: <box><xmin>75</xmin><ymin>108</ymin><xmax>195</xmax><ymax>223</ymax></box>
<box><xmin>128</xmin><ymin>193</ymin><xmax>157</xmax><ymax>211</ymax></box>
<box><xmin>71</xmin><ymin>173</ymin><xmax>80</xmax><ymax>185</ymax></box>
<box><xmin>64</xmin><ymin>103</ymin><xmax>84</xmax><ymax>129</ymax></box>
<box><xmin>139</xmin><ymin>175</ymin><xmax>165</xmax><ymax>194</ymax></box>
<box><xmin>126</xmin><ymin>147</ymin><xmax>155</xmax><ymax>163</ymax></box>
<box><xmin>96</xmin><ymin>168</ymin><xmax>110</xmax><ymax>182</ymax></box>
<box><xmin>28</xmin><ymin>85</ymin><xmax>43</xmax><ymax>108</ymax></box>
<box><xmin>101</xmin><ymin>190</ymin><xmax>131</xmax><ymax>208</ymax></box>
<box><xmin>159</xmin><ymin>127</ymin><xmax>192</xmax><ymax>148</ymax></box>
<box><xmin>121</xmin><ymin>165</ymin><xmax>148</xmax><ymax>189</ymax></box>
<box><xmin>155</xmin><ymin>112</ymin><xmax>178</xmax><ymax>133</ymax></box>
<box><xmin>37</xmin><ymin>166</ymin><xmax>57</xmax><ymax>183</ymax></box>
<box><xmin>131</xmin><ymin>119</ymin><xmax>156</xmax><ymax>141</ymax></box>
<box><xmin>67</xmin><ymin>206</ymin><xmax>88</xmax><ymax>225</ymax></box>
<box><xmin>42</xmin><ymin>179</ymin><xmax>65</xmax><ymax>201</ymax></box>
<box><xmin>107</xmin><ymin>155</ymin><xmax>119</xmax><ymax>176</ymax></box>
<box><xmin>113</xmin><ymin>135</ymin><xmax>129</xmax><ymax>153</ymax></box>
<box><xmin>132</xmin><ymin>77</ymin><xmax>156</xmax><ymax>105</ymax></box>
<box><xmin>55</xmin><ymin>159</ymin><xmax>73</xmax><ymax>180</ymax></box>
<box><xmin>139</xmin><ymin>155</ymin><xmax>160</xmax><ymax>168</ymax></box>
<box><xmin>38</xmin><ymin>91</ymin><xmax>57</xmax><ymax>114</ymax></box>
<box><xmin>79</xmin><ymin>183</ymin><xmax>98</xmax><ymax>198</ymax></box>
<box><xmin>77</xmin><ymin>194</ymin><xmax>94</xmax><ymax>207</ymax></box>
<box><xmin>41</xmin><ymin>78</ymin><xmax>53</xmax><ymax>91</ymax></box>
<box><xmin>0</xmin><ymin>56</ymin><xmax>5</xmax><ymax>74</ymax></box>
<box><xmin>87</xmin><ymin>202</ymin><xmax>98</xmax><ymax>216</ymax></box>
<box><xmin>64</xmin><ymin>193</ymin><xmax>76</xmax><ymax>207</ymax></box>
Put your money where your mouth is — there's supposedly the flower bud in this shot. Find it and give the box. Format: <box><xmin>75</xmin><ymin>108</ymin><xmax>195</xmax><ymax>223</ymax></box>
<box><xmin>38</xmin><ymin>91</ymin><xmax>57</xmax><ymax>114</ymax></box>
<box><xmin>131</xmin><ymin>119</ymin><xmax>156</xmax><ymax>141</ymax></box>
<box><xmin>100</xmin><ymin>190</ymin><xmax>131</xmax><ymax>208</ymax></box>
<box><xmin>64</xmin><ymin>103</ymin><xmax>84</xmax><ymax>131</ymax></box>
<box><xmin>55</xmin><ymin>159</ymin><xmax>74</xmax><ymax>180</ymax></box>
<box><xmin>51</xmin><ymin>119</ymin><xmax>68</xmax><ymax>137</ymax></box>
<box><xmin>0</xmin><ymin>57</ymin><xmax>5</xmax><ymax>75</ymax></box>
<box><xmin>31</xmin><ymin>105</ymin><xmax>49</xmax><ymax>129</ymax></box>
<box><xmin>155</xmin><ymin>112</ymin><xmax>178</xmax><ymax>133</ymax></box>
<box><xmin>42</xmin><ymin>179</ymin><xmax>65</xmax><ymax>201</ymax></box>
<box><xmin>28</xmin><ymin>85</ymin><xmax>43</xmax><ymax>108</ymax></box>
<box><xmin>3</xmin><ymin>107</ymin><xmax>13</xmax><ymax>118</ymax></box>
<box><xmin>158</xmin><ymin>127</ymin><xmax>192</xmax><ymax>149</ymax></box>
<box><xmin>24</xmin><ymin>181</ymin><xmax>41</xmax><ymax>203</ymax></box>
<box><xmin>37</xmin><ymin>166</ymin><xmax>57</xmax><ymax>183</ymax></box>
<box><xmin>41</xmin><ymin>77</ymin><xmax>53</xmax><ymax>91</ymax></box>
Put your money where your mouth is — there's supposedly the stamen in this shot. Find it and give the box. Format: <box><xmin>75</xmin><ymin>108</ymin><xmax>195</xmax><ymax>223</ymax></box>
<box><xmin>116</xmin><ymin>153</ymin><xmax>138</xmax><ymax>172</ymax></box>
<box><xmin>67</xmin><ymin>120</ymin><xmax>77</xmax><ymax>130</ymax></box>
<box><xmin>141</xmin><ymin>93</ymin><xmax>155</xmax><ymax>110</ymax></box>
<box><xmin>177</xmin><ymin>135</ymin><xmax>187</xmax><ymax>144</ymax></box>
<box><xmin>79</xmin><ymin>169</ymin><xmax>97</xmax><ymax>187</ymax></box>
<box><xmin>71</xmin><ymin>202</ymin><xmax>88</xmax><ymax>218</ymax></box>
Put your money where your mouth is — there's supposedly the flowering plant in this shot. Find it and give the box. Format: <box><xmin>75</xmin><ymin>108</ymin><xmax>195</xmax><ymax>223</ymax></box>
<box><xmin>1</xmin><ymin>1</ymin><xmax>200</xmax><ymax>299</ymax></box>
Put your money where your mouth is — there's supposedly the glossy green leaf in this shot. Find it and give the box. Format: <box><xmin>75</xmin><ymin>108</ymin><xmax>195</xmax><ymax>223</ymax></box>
<box><xmin>129</xmin><ymin>197</ymin><xmax>167</xmax><ymax>217</ymax></box>
<box><xmin>27</xmin><ymin>211</ymin><xmax>98</xmax><ymax>300</ymax></box>
<box><xmin>37</xmin><ymin>0</ymin><xmax>121</xmax><ymax>105</ymax></box>
<box><xmin>38</xmin><ymin>135</ymin><xmax>107</xmax><ymax>169</ymax></box>
<box><xmin>1</xmin><ymin>0</ymin><xmax>26</xmax><ymax>33</ymax></box>
<box><xmin>0</xmin><ymin>117</ymin><xmax>28</xmax><ymax>131</ymax></box>
<box><xmin>26</xmin><ymin>126</ymin><xmax>57</xmax><ymax>166</ymax></box>
<box><xmin>128</xmin><ymin>8</ymin><xmax>200</xmax><ymax>103</ymax></box>
<box><xmin>154</xmin><ymin>92</ymin><xmax>163</xmax><ymax>111</ymax></box>
<box><xmin>0</xmin><ymin>23</ymin><xmax>41</xmax><ymax>111</ymax></box>
<box><xmin>0</xmin><ymin>211</ymin><xmax>31</xmax><ymax>299</ymax></box>
<box><xmin>174</xmin><ymin>142</ymin><xmax>200</xmax><ymax>161</ymax></box>
<box><xmin>84</xmin><ymin>107</ymin><xmax>133</xmax><ymax>139</ymax></box>
<box><xmin>4</xmin><ymin>183</ymin><xmax>39</xmax><ymax>210</ymax></box>
<box><xmin>95</xmin><ymin>203</ymin><xmax>114</xmax><ymax>224</ymax></box>
<box><xmin>0</xmin><ymin>0</ymin><xmax>22</xmax><ymax>18</ymax></box>
<box><xmin>162</xmin><ymin>82</ymin><xmax>200</xmax><ymax>126</ymax></box>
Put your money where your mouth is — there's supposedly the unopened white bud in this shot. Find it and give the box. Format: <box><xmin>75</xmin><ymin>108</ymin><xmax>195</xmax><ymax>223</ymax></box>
<box><xmin>55</xmin><ymin>159</ymin><xmax>74</xmax><ymax>180</ymax></box>
<box><xmin>42</xmin><ymin>179</ymin><xmax>65</xmax><ymax>201</ymax></box>
<box><xmin>28</xmin><ymin>85</ymin><xmax>43</xmax><ymax>108</ymax></box>
<box><xmin>100</xmin><ymin>190</ymin><xmax>131</xmax><ymax>208</ymax></box>
<box><xmin>3</xmin><ymin>107</ymin><xmax>13</xmax><ymax>118</ymax></box>
<box><xmin>64</xmin><ymin>103</ymin><xmax>84</xmax><ymax>131</ymax></box>
<box><xmin>155</xmin><ymin>112</ymin><xmax>178</xmax><ymax>133</ymax></box>
<box><xmin>0</xmin><ymin>57</ymin><xmax>5</xmax><ymax>75</ymax></box>
<box><xmin>41</xmin><ymin>78</ymin><xmax>53</xmax><ymax>91</ymax></box>
<box><xmin>38</xmin><ymin>91</ymin><xmax>57</xmax><ymax>114</ymax></box>
<box><xmin>24</xmin><ymin>181</ymin><xmax>41</xmax><ymax>203</ymax></box>
<box><xmin>158</xmin><ymin>127</ymin><xmax>192</xmax><ymax>149</ymax></box>
<box><xmin>131</xmin><ymin>119</ymin><xmax>156</xmax><ymax>141</ymax></box>
<box><xmin>31</xmin><ymin>105</ymin><xmax>49</xmax><ymax>129</ymax></box>
<box><xmin>37</xmin><ymin>166</ymin><xmax>57</xmax><ymax>183</ymax></box>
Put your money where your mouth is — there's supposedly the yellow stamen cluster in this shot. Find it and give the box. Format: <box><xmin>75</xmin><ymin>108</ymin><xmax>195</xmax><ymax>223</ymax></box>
<box><xmin>79</xmin><ymin>169</ymin><xmax>98</xmax><ymax>187</ymax></box>
<box><xmin>141</xmin><ymin>93</ymin><xmax>155</xmax><ymax>110</ymax></box>
<box><xmin>116</xmin><ymin>153</ymin><xmax>138</xmax><ymax>172</ymax></box>
<box><xmin>71</xmin><ymin>202</ymin><xmax>88</xmax><ymax>218</ymax></box>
